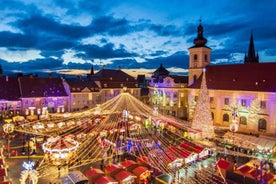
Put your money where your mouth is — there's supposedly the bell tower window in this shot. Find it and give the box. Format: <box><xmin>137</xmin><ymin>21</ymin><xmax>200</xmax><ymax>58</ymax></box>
<box><xmin>205</xmin><ymin>54</ymin><xmax>208</xmax><ymax>62</ymax></box>
<box><xmin>194</xmin><ymin>54</ymin><xmax>198</xmax><ymax>61</ymax></box>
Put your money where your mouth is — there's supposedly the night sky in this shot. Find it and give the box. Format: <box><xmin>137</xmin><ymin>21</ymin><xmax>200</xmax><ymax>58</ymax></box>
<box><xmin>0</xmin><ymin>0</ymin><xmax>276</xmax><ymax>77</ymax></box>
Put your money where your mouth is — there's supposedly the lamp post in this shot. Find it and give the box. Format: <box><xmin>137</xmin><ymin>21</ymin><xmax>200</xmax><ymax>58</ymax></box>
<box><xmin>3</xmin><ymin>122</ymin><xmax>15</xmax><ymax>158</ymax></box>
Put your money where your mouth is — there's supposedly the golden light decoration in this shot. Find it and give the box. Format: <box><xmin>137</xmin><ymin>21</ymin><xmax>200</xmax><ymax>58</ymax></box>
<box><xmin>42</xmin><ymin>136</ymin><xmax>79</xmax><ymax>166</ymax></box>
<box><xmin>229</xmin><ymin>122</ymin><xmax>239</xmax><ymax>133</ymax></box>
<box><xmin>3</xmin><ymin>123</ymin><xmax>15</xmax><ymax>134</ymax></box>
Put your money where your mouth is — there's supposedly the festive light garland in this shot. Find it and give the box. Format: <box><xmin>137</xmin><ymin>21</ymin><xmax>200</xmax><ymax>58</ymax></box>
<box><xmin>191</xmin><ymin>68</ymin><xmax>215</xmax><ymax>139</ymax></box>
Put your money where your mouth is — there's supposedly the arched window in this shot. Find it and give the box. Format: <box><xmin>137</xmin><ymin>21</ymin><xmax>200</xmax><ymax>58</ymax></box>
<box><xmin>240</xmin><ymin>116</ymin><xmax>247</xmax><ymax>125</ymax></box>
<box><xmin>194</xmin><ymin>54</ymin><xmax>198</xmax><ymax>61</ymax></box>
<box><xmin>258</xmin><ymin>118</ymin><xmax>267</xmax><ymax>132</ymax></box>
<box><xmin>223</xmin><ymin>114</ymin><xmax>229</xmax><ymax>122</ymax></box>
<box><xmin>211</xmin><ymin>112</ymin><xmax>214</xmax><ymax>120</ymax></box>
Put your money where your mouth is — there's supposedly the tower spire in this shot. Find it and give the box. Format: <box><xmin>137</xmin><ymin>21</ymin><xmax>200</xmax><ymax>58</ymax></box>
<box><xmin>244</xmin><ymin>33</ymin><xmax>259</xmax><ymax>63</ymax></box>
<box><xmin>193</xmin><ymin>18</ymin><xmax>207</xmax><ymax>47</ymax></box>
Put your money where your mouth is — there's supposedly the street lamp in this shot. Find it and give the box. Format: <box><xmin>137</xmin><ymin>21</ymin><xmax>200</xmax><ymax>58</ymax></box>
<box><xmin>3</xmin><ymin>122</ymin><xmax>15</xmax><ymax>158</ymax></box>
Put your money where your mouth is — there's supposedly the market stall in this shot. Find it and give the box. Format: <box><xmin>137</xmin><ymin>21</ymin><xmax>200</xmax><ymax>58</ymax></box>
<box><xmin>61</xmin><ymin>171</ymin><xmax>88</xmax><ymax>184</ymax></box>
<box><xmin>114</xmin><ymin>170</ymin><xmax>136</xmax><ymax>184</ymax></box>
<box><xmin>131</xmin><ymin>166</ymin><xmax>151</xmax><ymax>184</ymax></box>
<box><xmin>85</xmin><ymin>168</ymin><xmax>104</xmax><ymax>183</ymax></box>
<box><xmin>94</xmin><ymin>176</ymin><xmax>118</xmax><ymax>184</ymax></box>
<box><xmin>120</xmin><ymin>160</ymin><xmax>138</xmax><ymax>171</ymax></box>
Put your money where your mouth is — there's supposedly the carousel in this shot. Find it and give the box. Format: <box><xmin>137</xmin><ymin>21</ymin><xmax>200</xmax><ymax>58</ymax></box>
<box><xmin>42</xmin><ymin>136</ymin><xmax>79</xmax><ymax>166</ymax></box>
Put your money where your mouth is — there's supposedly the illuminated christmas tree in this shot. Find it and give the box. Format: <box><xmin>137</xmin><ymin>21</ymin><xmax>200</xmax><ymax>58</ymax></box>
<box><xmin>248</xmin><ymin>98</ymin><xmax>260</xmax><ymax>128</ymax></box>
<box><xmin>191</xmin><ymin>68</ymin><xmax>215</xmax><ymax>138</ymax></box>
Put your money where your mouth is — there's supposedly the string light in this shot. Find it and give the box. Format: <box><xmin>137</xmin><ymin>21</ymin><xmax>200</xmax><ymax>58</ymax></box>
<box><xmin>191</xmin><ymin>69</ymin><xmax>215</xmax><ymax>139</ymax></box>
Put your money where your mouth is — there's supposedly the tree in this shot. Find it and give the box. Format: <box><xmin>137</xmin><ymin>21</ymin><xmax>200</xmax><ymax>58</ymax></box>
<box><xmin>248</xmin><ymin>98</ymin><xmax>260</xmax><ymax>125</ymax></box>
<box><xmin>191</xmin><ymin>69</ymin><xmax>214</xmax><ymax>138</ymax></box>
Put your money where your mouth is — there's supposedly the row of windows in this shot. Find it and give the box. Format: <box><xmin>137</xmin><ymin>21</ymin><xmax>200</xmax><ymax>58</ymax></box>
<box><xmin>155</xmin><ymin>91</ymin><xmax>183</xmax><ymax>98</ymax></box>
<box><xmin>193</xmin><ymin>54</ymin><xmax>208</xmax><ymax>62</ymax></box>
<box><xmin>195</xmin><ymin>96</ymin><xmax>267</xmax><ymax>109</ymax></box>
<box><xmin>221</xmin><ymin>113</ymin><xmax>267</xmax><ymax>132</ymax></box>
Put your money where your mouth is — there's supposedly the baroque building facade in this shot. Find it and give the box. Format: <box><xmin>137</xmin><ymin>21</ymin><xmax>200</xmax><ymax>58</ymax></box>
<box><xmin>148</xmin><ymin>64</ymin><xmax>188</xmax><ymax>119</ymax></box>
<box><xmin>187</xmin><ymin>22</ymin><xmax>276</xmax><ymax>137</ymax></box>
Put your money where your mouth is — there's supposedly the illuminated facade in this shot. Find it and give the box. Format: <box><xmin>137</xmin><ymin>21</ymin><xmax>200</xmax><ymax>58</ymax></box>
<box><xmin>188</xmin><ymin>22</ymin><xmax>276</xmax><ymax>136</ymax></box>
<box><xmin>63</xmin><ymin>67</ymin><xmax>140</xmax><ymax>112</ymax></box>
<box><xmin>148</xmin><ymin>64</ymin><xmax>188</xmax><ymax>119</ymax></box>
<box><xmin>18</xmin><ymin>76</ymin><xmax>69</xmax><ymax>119</ymax></box>
<box><xmin>91</xmin><ymin>67</ymin><xmax>140</xmax><ymax>103</ymax></box>
<box><xmin>63</xmin><ymin>77</ymin><xmax>100</xmax><ymax>112</ymax></box>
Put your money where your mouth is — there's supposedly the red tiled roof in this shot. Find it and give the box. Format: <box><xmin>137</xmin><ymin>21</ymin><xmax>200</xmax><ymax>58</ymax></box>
<box><xmin>0</xmin><ymin>76</ymin><xmax>21</xmax><ymax>100</ymax></box>
<box><xmin>18</xmin><ymin>77</ymin><xmax>68</xmax><ymax>97</ymax></box>
<box><xmin>94</xmin><ymin>176</ymin><xmax>117</xmax><ymax>184</ymax></box>
<box><xmin>189</xmin><ymin>63</ymin><xmax>276</xmax><ymax>92</ymax></box>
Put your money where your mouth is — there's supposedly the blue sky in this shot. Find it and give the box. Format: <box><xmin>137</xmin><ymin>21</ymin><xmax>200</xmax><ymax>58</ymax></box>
<box><xmin>0</xmin><ymin>0</ymin><xmax>276</xmax><ymax>77</ymax></box>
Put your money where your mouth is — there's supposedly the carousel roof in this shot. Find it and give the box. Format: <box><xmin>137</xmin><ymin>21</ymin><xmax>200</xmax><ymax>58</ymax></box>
<box><xmin>42</xmin><ymin>137</ymin><xmax>79</xmax><ymax>153</ymax></box>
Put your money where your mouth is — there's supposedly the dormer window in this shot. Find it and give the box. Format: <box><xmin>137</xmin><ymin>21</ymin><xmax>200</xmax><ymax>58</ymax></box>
<box><xmin>110</xmin><ymin>77</ymin><xmax>113</xmax><ymax>80</ymax></box>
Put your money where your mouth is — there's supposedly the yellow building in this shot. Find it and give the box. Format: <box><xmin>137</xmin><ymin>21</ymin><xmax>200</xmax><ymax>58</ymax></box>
<box><xmin>187</xmin><ymin>22</ymin><xmax>276</xmax><ymax>137</ymax></box>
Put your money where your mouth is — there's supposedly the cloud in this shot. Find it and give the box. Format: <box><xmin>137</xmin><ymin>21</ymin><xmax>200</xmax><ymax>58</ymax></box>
<box><xmin>0</xmin><ymin>47</ymin><xmax>44</xmax><ymax>62</ymax></box>
<box><xmin>62</xmin><ymin>49</ymin><xmax>93</xmax><ymax>65</ymax></box>
<box><xmin>75</xmin><ymin>43</ymin><xmax>137</xmax><ymax>60</ymax></box>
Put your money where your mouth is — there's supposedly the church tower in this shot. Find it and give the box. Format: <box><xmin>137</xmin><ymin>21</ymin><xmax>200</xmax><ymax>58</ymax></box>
<box><xmin>244</xmin><ymin>33</ymin><xmax>259</xmax><ymax>63</ymax></box>
<box><xmin>188</xmin><ymin>20</ymin><xmax>211</xmax><ymax>86</ymax></box>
